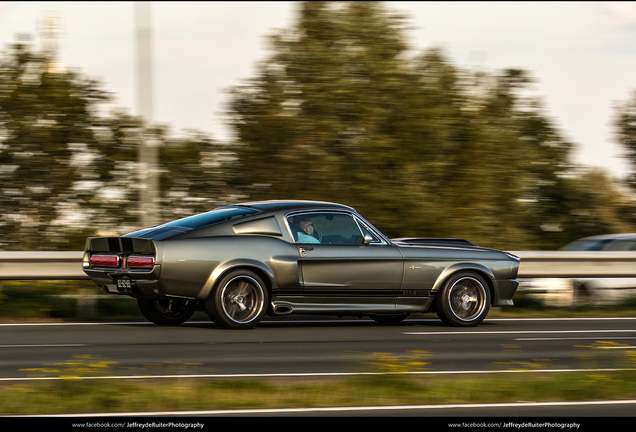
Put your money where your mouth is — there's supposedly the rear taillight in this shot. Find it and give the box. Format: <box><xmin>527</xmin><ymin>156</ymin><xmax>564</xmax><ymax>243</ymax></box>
<box><xmin>127</xmin><ymin>256</ymin><xmax>155</xmax><ymax>268</ymax></box>
<box><xmin>89</xmin><ymin>255</ymin><xmax>120</xmax><ymax>267</ymax></box>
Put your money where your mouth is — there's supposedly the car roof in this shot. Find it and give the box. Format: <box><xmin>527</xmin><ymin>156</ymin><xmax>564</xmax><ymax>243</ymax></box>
<box><xmin>227</xmin><ymin>200</ymin><xmax>356</xmax><ymax>213</ymax></box>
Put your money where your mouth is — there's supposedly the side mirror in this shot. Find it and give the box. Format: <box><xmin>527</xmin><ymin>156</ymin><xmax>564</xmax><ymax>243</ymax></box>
<box><xmin>363</xmin><ymin>234</ymin><xmax>373</xmax><ymax>245</ymax></box>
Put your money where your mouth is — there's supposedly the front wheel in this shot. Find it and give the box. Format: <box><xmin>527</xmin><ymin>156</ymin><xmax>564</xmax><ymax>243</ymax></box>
<box><xmin>206</xmin><ymin>270</ymin><xmax>269</xmax><ymax>329</ymax></box>
<box><xmin>435</xmin><ymin>272</ymin><xmax>491</xmax><ymax>327</ymax></box>
<box><xmin>137</xmin><ymin>298</ymin><xmax>196</xmax><ymax>325</ymax></box>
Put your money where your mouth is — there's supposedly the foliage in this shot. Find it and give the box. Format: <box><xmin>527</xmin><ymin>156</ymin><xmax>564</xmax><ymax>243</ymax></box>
<box><xmin>81</xmin><ymin>111</ymin><xmax>241</xmax><ymax>235</ymax></box>
<box><xmin>0</xmin><ymin>39</ymin><xmax>238</xmax><ymax>250</ymax></box>
<box><xmin>615</xmin><ymin>90</ymin><xmax>636</xmax><ymax>189</ymax></box>
<box><xmin>228</xmin><ymin>1</ymin><xmax>636</xmax><ymax>249</ymax></box>
<box><xmin>2</xmin><ymin>2</ymin><xmax>636</xmax><ymax>251</ymax></box>
<box><xmin>1</xmin><ymin>368</ymin><xmax>636</xmax><ymax>415</ymax></box>
<box><xmin>0</xmin><ymin>40</ymin><xmax>108</xmax><ymax>249</ymax></box>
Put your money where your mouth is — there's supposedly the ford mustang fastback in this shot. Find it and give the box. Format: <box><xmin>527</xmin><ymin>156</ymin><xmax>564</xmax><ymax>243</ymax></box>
<box><xmin>82</xmin><ymin>200</ymin><xmax>520</xmax><ymax>329</ymax></box>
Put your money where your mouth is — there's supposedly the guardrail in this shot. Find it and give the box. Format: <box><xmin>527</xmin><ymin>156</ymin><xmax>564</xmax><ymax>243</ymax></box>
<box><xmin>2</xmin><ymin>250</ymin><xmax>636</xmax><ymax>281</ymax></box>
<box><xmin>0</xmin><ymin>251</ymin><xmax>87</xmax><ymax>280</ymax></box>
<box><xmin>513</xmin><ymin>251</ymin><xmax>636</xmax><ymax>279</ymax></box>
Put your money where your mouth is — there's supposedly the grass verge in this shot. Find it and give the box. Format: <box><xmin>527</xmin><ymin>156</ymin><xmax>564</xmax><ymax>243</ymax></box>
<box><xmin>1</xmin><ymin>370</ymin><xmax>636</xmax><ymax>415</ymax></box>
<box><xmin>3</xmin><ymin>345</ymin><xmax>636</xmax><ymax>415</ymax></box>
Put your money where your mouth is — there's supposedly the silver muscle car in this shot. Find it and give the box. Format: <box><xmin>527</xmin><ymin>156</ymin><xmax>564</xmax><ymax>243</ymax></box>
<box><xmin>82</xmin><ymin>200</ymin><xmax>520</xmax><ymax>329</ymax></box>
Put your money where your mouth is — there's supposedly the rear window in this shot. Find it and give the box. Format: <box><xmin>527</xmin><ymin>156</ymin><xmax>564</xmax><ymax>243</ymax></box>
<box><xmin>161</xmin><ymin>207</ymin><xmax>259</xmax><ymax>230</ymax></box>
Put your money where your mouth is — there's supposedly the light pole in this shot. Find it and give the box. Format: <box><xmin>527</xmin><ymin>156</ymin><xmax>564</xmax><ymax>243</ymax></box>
<box><xmin>135</xmin><ymin>1</ymin><xmax>159</xmax><ymax>227</ymax></box>
<box><xmin>38</xmin><ymin>13</ymin><xmax>65</xmax><ymax>74</ymax></box>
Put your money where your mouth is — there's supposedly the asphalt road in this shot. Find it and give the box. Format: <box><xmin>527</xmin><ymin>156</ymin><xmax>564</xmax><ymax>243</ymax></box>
<box><xmin>1</xmin><ymin>316</ymin><xmax>636</xmax><ymax>417</ymax></box>
<box><xmin>1</xmin><ymin>316</ymin><xmax>635</xmax><ymax>379</ymax></box>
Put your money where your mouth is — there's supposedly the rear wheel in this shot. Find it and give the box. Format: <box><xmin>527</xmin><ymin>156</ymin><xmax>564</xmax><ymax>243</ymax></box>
<box><xmin>137</xmin><ymin>298</ymin><xmax>196</xmax><ymax>325</ymax></box>
<box><xmin>435</xmin><ymin>271</ymin><xmax>491</xmax><ymax>327</ymax></box>
<box><xmin>206</xmin><ymin>269</ymin><xmax>269</xmax><ymax>329</ymax></box>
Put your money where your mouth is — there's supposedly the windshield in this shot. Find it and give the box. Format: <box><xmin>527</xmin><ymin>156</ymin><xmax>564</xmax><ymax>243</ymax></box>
<box><xmin>561</xmin><ymin>239</ymin><xmax>614</xmax><ymax>251</ymax></box>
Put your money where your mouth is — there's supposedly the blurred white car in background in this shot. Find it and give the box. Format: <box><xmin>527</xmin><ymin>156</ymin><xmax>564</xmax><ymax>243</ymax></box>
<box><xmin>518</xmin><ymin>234</ymin><xmax>636</xmax><ymax>306</ymax></box>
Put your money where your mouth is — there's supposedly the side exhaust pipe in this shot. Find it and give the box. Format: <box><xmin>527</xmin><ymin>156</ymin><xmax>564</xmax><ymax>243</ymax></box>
<box><xmin>273</xmin><ymin>303</ymin><xmax>293</xmax><ymax>315</ymax></box>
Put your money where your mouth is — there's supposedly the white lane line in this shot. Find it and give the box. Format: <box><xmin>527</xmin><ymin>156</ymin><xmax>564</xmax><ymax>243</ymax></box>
<box><xmin>488</xmin><ymin>317</ymin><xmax>636</xmax><ymax>321</ymax></box>
<box><xmin>2</xmin><ymin>367</ymin><xmax>635</xmax><ymax>382</ymax></box>
<box><xmin>0</xmin><ymin>344</ymin><xmax>86</xmax><ymax>348</ymax></box>
<box><xmin>19</xmin><ymin>399</ymin><xmax>636</xmax><ymax>417</ymax></box>
<box><xmin>515</xmin><ymin>337</ymin><xmax>636</xmax><ymax>341</ymax></box>
<box><xmin>403</xmin><ymin>330</ymin><xmax>636</xmax><ymax>335</ymax></box>
<box><xmin>0</xmin><ymin>322</ymin><xmax>155</xmax><ymax>327</ymax></box>
<box><xmin>0</xmin><ymin>317</ymin><xmax>635</xmax><ymax>326</ymax></box>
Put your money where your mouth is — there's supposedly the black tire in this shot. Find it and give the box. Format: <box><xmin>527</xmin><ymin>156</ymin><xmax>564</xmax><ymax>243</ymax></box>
<box><xmin>573</xmin><ymin>280</ymin><xmax>593</xmax><ymax>306</ymax></box>
<box><xmin>137</xmin><ymin>298</ymin><xmax>196</xmax><ymax>325</ymax></box>
<box><xmin>206</xmin><ymin>269</ymin><xmax>269</xmax><ymax>329</ymax></box>
<box><xmin>434</xmin><ymin>271</ymin><xmax>491</xmax><ymax>327</ymax></box>
<box><xmin>369</xmin><ymin>313</ymin><xmax>410</xmax><ymax>324</ymax></box>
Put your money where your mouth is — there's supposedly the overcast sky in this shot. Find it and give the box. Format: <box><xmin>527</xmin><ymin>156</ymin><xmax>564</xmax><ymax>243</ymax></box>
<box><xmin>1</xmin><ymin>1</ymin><xmax>636</xmax><ymax>178</ymax></box>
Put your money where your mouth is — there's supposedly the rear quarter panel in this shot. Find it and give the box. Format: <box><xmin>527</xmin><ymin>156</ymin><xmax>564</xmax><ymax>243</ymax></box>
<box><xmin>157</xmin><ymin>236</ymin><xmax>301</xmax><ymax>300</ymax></box>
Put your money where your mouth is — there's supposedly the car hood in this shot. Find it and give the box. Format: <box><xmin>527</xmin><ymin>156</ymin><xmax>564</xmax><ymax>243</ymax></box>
<box><xmin>391</xmin><ymin>238</ymin><xmax>519</xmax><ymax>261</ymax></box>
<box><xmin>391</xmin><ymin>237</ymin><xmax>480</xmax><ymax>249</ymax></box>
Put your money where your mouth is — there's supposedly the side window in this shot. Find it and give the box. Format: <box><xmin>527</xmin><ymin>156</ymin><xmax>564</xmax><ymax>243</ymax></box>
<box><xmin>606</xmin><ymin>240</ymin><xmax>636</xmax><ymax>251</ymax></box>
<box><xmin>356</xmin><ymin>219</ymin><xmax>382</xmax><ymax>244</ymax></box>
<box><xmin>287</xmin><ymin>212</ymin><xmax>364</xmax><ymax>244</ymax></box>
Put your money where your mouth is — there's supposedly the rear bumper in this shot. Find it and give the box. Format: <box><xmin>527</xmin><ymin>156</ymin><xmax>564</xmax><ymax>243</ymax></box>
<box><xmin>83</xmin><ymin>266</ymin><xmax>163</xmax><ymax>298</ymax></box>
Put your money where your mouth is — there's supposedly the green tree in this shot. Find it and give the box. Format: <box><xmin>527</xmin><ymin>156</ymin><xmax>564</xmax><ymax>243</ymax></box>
<box><xmin>226</xmin><ymin>1</ymin><xmax>581</xmax><ymax>249</ymax></box>
<box><xmin>0</xmin><ymin>38</ymin><xmax>237</xmax><ymax>248</ymax></box>
<box><xmin>558</xmin><ymin>168</ymin><xmax>636</xmax><ymax>243</ymax></box>
<box><xmin>0</xmin><ymin>40</ymin><xmax>108</xmax><ymax>249</ymax></box>
<box><xmin>44</xmin><ymin>109</ymin><xmax>240</xmax><ymax>239</ymax></box>
<box><xmin>154</xmin><ymin>125</ymin><xmax>241</xmax><ymax>225</ymax></box>
<box><xmin>615</xmin><ymin>90</ymin><xmax>636</xmax><ymax>189</ymax></box>
<box><xmin>229</xmin><ymin>2</ymin><xmax>414</xmax><ymax>203</ymax></box>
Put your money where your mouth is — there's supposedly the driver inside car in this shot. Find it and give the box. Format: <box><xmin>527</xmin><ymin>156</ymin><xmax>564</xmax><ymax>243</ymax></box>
<box><xmin>295</xmin><ymin>216</ymin><xmax>321</xmax><ymax>243</ymax></box>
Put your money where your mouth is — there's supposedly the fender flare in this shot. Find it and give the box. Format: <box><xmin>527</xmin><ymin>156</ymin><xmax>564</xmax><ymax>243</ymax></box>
<box><xmin>197</xmin><ymin>259</ymin><xmax>277</xmax><ymax>300</ymax></box>
<box><xmin>431</xmin><ymin>262</ymin><xmax>496</xmax><ymax>303</ymax></box>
